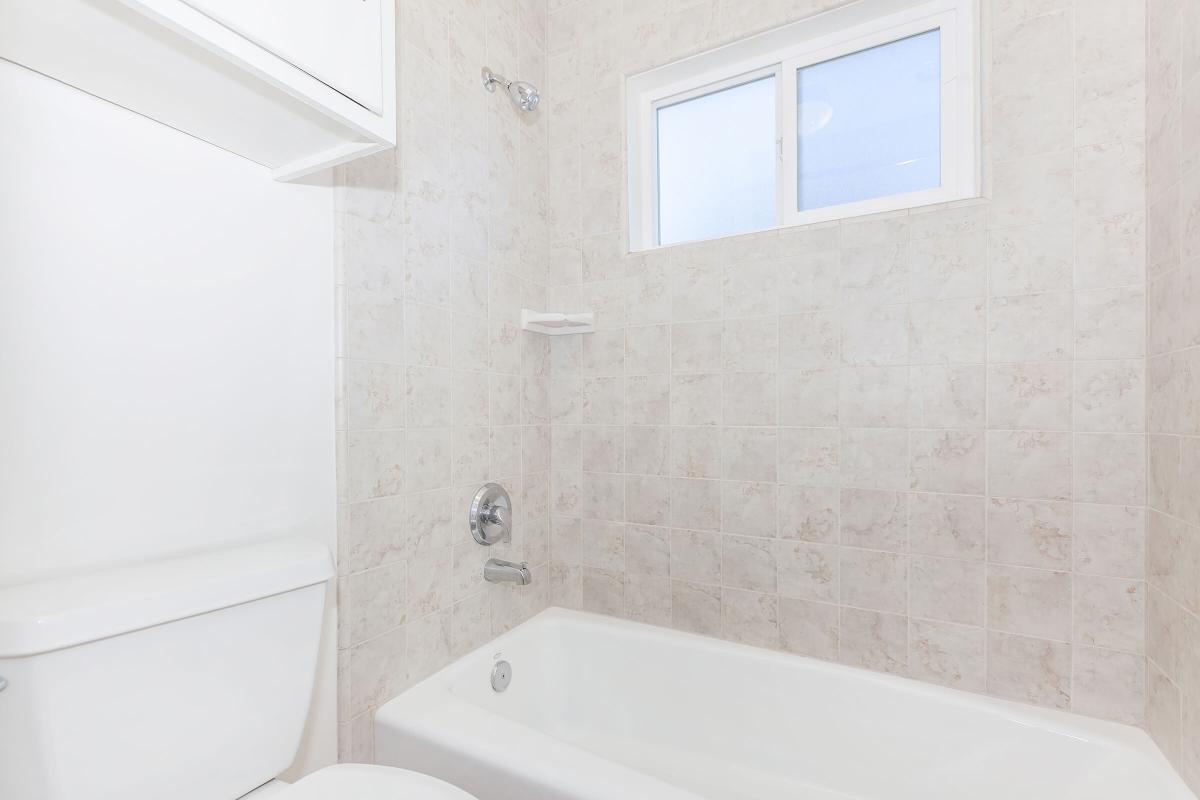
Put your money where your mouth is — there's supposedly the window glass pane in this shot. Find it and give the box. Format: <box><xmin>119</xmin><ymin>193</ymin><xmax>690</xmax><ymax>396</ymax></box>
<box><xmin>797</xmin><ymin>29</ymin><xmax>941</xmax><ymax>212</ymax></box>
<box><xmin>657</xmin><ymin>75</ymin><xmax>777</xmax><ymax>246</ymax></box>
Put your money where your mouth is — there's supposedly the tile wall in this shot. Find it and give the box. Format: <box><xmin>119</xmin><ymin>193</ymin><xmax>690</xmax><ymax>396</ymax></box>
<box><xmin>544</xmin><ymin>0</ymin><xmax>1152</xmax><ymax>724</ymax></box>
<box><xmin>332</xmin><ymin>0</ymin><xmax>1198</xmax><ymax>775</ymax></box>
<box><xmin>1146</xmin><ymin>0</ymin><xmax>1200</xmax><ymax>790</ymax></box>
<box><xmin>333</xmin><ymin>0</ymin><xmax>553</xmax><ymax>760</ymax></box>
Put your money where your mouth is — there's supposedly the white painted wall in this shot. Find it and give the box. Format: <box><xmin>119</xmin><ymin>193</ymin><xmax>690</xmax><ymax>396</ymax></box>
<box><xmin>0</xmin><ymin>59</ymin><xmax>337</xmax><ymax>776</ymax></box>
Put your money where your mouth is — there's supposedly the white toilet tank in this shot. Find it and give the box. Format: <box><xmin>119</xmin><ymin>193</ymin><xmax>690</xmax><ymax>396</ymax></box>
<box><xmin>0</xmin><ymin>538</ymin><xmax>334</xmax><ymax>800</ymax></box>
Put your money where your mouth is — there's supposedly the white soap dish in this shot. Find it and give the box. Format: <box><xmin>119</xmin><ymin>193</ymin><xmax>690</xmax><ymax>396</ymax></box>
<box><xmin>520</xmin><ymin>309</ymin><xmax>595</xmax><ymax>335</ymax></box>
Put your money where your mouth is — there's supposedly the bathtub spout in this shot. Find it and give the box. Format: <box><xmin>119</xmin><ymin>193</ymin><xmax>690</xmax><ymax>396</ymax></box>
<box><xmin>484</xmin><ymin>558</ymin><xmax>531</xmax><ymax>585</ymax></box>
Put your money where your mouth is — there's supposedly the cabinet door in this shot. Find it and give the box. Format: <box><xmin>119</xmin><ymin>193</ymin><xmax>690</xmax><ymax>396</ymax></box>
<box><xmin>181</xmin><ymin>0</ymin><xmax>384</xmax><ymax>113</ymax></box>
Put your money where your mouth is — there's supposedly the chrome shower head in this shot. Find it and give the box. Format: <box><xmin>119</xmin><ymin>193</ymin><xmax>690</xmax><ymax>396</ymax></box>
<box><xmin>507</xmin><ymin>80</ymin><xmax>540</xmax><ymax>112</ymax></box>
<box><xmin>482</xmin><ymin>67</ymin><xmax>540</xmax><ymax>112</ymax></box>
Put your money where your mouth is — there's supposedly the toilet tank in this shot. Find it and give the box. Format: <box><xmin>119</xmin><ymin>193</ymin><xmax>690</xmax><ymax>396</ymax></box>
<box><xmin>0</xmin><ymin>538</ymin><xmax>334</xmax><ymax>800</ymax></box>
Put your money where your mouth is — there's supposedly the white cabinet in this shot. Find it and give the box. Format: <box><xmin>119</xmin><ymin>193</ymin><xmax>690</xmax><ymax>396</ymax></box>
<box><xmin>0</xmin><ymin>0</ymin><xmax>396</xmax><ymax>180</ymax></box>
<box><xmin>180</xmin><ymin>0</ymin><xmax>385</xmax><ymax>113</ymax></box>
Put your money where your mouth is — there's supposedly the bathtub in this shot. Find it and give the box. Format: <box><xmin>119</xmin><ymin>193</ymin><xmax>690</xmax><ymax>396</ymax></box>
<box><xmin>375</xmin><ymin>608</ymin><xmax>1194</xmax><ymax>800</ymax></box>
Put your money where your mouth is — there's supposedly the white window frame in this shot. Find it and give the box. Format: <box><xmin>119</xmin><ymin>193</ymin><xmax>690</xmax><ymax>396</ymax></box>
<box><xmin>626</xmin><ymin>0</ymin><xmax>980</xmax><ymax>251</ymax></box>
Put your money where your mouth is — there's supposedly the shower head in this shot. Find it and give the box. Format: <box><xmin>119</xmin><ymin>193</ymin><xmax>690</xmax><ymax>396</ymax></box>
<box><xmin>482</xmin><ymin>67</ymin><xmax>540</xmax><ymax>112</ymax></box>
<box><xmin>507</xmin><ymin>80</ymin><xmax>540</xmax><ymax>112</ymax></box>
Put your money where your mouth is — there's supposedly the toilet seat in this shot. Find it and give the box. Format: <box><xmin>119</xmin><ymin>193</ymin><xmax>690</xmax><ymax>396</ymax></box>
<box><xmin>276</xmin><ymin>764</ymin><xmax>479</xmax><ymax>799</ymax></box>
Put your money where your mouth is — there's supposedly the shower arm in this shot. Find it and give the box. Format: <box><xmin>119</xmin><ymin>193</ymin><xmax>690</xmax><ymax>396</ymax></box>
<box><xmin>481</xmin><ymin>68</ymin><xmax>510</xmax><ymax>92</ymax></box>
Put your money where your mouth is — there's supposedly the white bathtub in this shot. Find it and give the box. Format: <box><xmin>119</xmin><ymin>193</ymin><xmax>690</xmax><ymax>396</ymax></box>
<box><xmin>375</xmin><ymin>608</ymin><xmax>1194</xmax><ymax>800</ymax></box>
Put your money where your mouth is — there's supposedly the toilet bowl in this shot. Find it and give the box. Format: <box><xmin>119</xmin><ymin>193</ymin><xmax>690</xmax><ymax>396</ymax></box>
<box><xmin>266</xmin><ymin>764</ymin><xmax>478</xmax><ymax>799</ymax></box>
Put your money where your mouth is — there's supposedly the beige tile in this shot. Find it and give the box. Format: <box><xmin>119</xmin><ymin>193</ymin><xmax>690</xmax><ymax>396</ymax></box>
<box><xmin>988</xmin><ymin>293</ymin><xmax>1073</xmax><ymax>362</ymax></box>
<box><xmin>582</xmin><ymin>376</ymin><xmax>624</xmax><ymax>424</ymax></box>
<box><xmin>405</xmin><ymin>610</ymin><xmax>452</xmax><ymax>685</ymax></box>
<box><xmin>671</xmin><ymin>426</ymin><xmax>721</xmax><ymax>478</ymax></box>
<box><xmin>347</xmin><ymin>430</ymin><xmax>406</xmax><ymax>502</ymax></box>
<box><xmin>840</xmin><ymin>549</ymin><xmax>908</xmax><ymax>614</ymax></box>
<box><xmin>778</xmin><ymin>427</ymin><xmax>840</xmax><ymax>487</ymax></box>
<box><xmin>626</xmin><ymin>474</ymin><xmax>670</xmax><ymax>526</ymax></box>
<box><xmin>908</xmin><ymin>299</ymin><xmax>987</xmax><ymax>365</ymax></box>
<box><xmin>1074</xmin><ymin>504</ymin><xmax>1145</xmax><ymax>578</ymax></box>
<box><xmin>988</xmin><ymin>362</ymin><xmax>1073</xmax><ymax>430</ymax></box>
<box><xmin>723</xmin><ymin>534</ymin><xmax>777</xmax><ymax>592</ymax></box>
<box><xmin>670</xmin><ymin>528</ymin><xmax>722</xmax><ymax>583</ymax></box>
<box><xmin>672</xmin><ymin>321</ymin><xmax>722</xmax><ymax>373</ymax></box>
<box><xmin>1147</xmin><ymin>662</ymin><xmax>1182</xmax><ymax>765</ymax></box>
<box><xmin>910</xmin><ymin>493</ymin><xmax>986</xmax><ymax>559</ymax></box>
<box><xmin>779</xmin><ymin>485</ymin><xmax>839</xmax><ymax>543</ymax></box>
<box><xmin>721</xmin><ymin>588</ymin><xmax>779</xmax><ymax>648</ymax></box>
<box><xmin>779</xmin><ymin>368</ymin><xmax>839</xmax><ymax>427</ymax></box>
<box><xmin>840</xmin><ymin>428</ymin><xmax>909</xmax><ymax>491</ymax></box>
<box><xmin>347</xmin><ymin>361</ymin><xmax>406</xmax><ymax>430</ymax></box>
<box><xmin>723</xmin><ymin>260</ymin><xmax>778</xmax><ymax>318</ymax></box>
<box><xmin>626</xmin><ymin>374</ymin><xmax>669</xmax><ymax>425</ymax></box>
<box><xmin>841</xmin><ymin>305</ymin><xmax>909</xmax><ymax>366</ymax></box>
<box><xmin>908</xmin><ymin>365</ymin><xmax>986</xmax><ymax>429</ymax></box>
<box><xmin>626</xmin><ymin>425</ymin><xmax>669</xmax><ymax>476</ymax></box>
<box><xmin>582</xmin><ymin>328</ymin><xmax>624</xmax><ymax>376</ymax></box>
<box><xmin>839</xmin><ymin>242</ymin><xmax>908</xmax><ymax>305</ymax></box>
<box><xmin>723</xmin><ymin>372</ymin><xmax>777</xmax><ymax>425</ymax></box>
<box><xmin>581</xmin><ymin>472</ymin><xmax>623</xmax><ymax>522</ymax></box>
<box><xmin>1072</xmin><ymin>646</ymin><xmax>1146</xmax><ymax>726</ymax></box>
<box><xmin>1074</xmin><ymin>360</ymin><xmax>1146</xmax><ymax>433</ymax></box>
<box><xmin>1074</xmin><ymin>433</ymin><xmax>1146</xmax><ymax>505</ymax></box>
<box><xmin>340</xmin><ymin>496</ymin><xmax>408</xmax><ymax>576</ymax></box>
<box><xmin>349</xmin><ymin>626</ymin><xmax>408</xmax><ymax>719</ymax></box>
<box><xmin>909</xmin><ymin>430</ymin><xmax>986</xmax><ymax>495</ymax></box>
<box><xmin>988</xmin><ymin>498</ymin><xmax>1073</xmax><ymax>569</ymax></box>
<box><xmin>722</xmin><ymin>316</ymin><xmax>778</xmax><ymax>371</ymax></box>
<box><xmin>625</xmin><ymin>573</ymin><xmax>671</xmax><ymax>625</ymax></box>
<box><xmin>1074</xmin><ymin>576</ymin><xmax>1145</xmax><ymax>653</ymax></box>
<box><xmin>721</xmin><ymin>481</ymin><xmax>778</xmax><ymax>538</ymax></box>
<box><xmin>840</xmin><ymin>608</ymin><xmax>908</xmax><ymax>675</ymax></box>
<box><xmin>911</xmin><ymin>556</ymin><xmax>985</xmax><ymax>625</ymax></box>
<box><xmin>582</xmin><ymin>566</ymin><xmax>624</xmax><ymax>616</ymax></box>
<box><xmin>776</xmin><ymin>540</ymin><xmax>839</xmax><ymax>603</ymax></box>
<box><xmin>1182</xmin><ymin>696</ymin><xmax>1200</xmax><ymax>793</ymax></box>
<box><xmin>908</xmin><ymin>232</ymin><xmax>987</xmax><ymax>300</ymax></box>
<box><xmin>625</xmin><ymin>324</ymin><xmax>671</xmax><ymax>375</ymax></box>
<box><xmin>987</xmin><ymin>631</ymin><xmax>1071</xmax><ymax>709</ymax></box>
<box><xmin>777</xmin><ymin>251</ymin><xmax>840</xmax><ymax>311</ymax></box>
<box><xmin>779</xmin><ymin>311</ymin><xmax>841</xmax><ymax>368</ymax></box>
<box><xmin>626</xmin><ymin>525</ymin><xmax>670</xmax><ymax>576</ymax></box>
<box><xmin>721</xmin><ymin>427</ymin><xmax>778</xmax><ymax>482</ymax></box>
<box><xmin>987</xmin><ymin>150</ymin><xmax>1074</xmax><ymax>231</ymax></box>
<box><xmin>840</xmin><ymin>489</ymin><xmax>907</xmax><ymax>551</ymax></box>
<box><xmin>344</xmin><ymin>563</ymin><xmax>407</xmax><ymax>647</ymax></box>
<box><xmin>839</xmin><ymin>366</ymin><xmax>908</xmax><ymax>428</ymax></box>
<box><xmin>1075</xmin><ymin>287</ymin><xmax>1146</xmax><ymax>360</ymax></box>
<box><xmin>581</xmin><ymin>426</ymin><xmax>623</xmax><ymax>473</ymax></box>
<box><xmin>671</xmin><ymin>580</ymin><xmax>722</xmax><ymax>636</ymax></box>
<box><xmin>779</xmin><ymin>598</ymin><xmax>839</xmax><ymax>659</ymax></box>
<box><xmin>988</xmin><ymin>565</ymin><xmax>1073</xmax><ymax>641</ymax></box>
<box><xmin>987</xmin><ymin>224</ymin><xmax>1073</xmax><ymax>296</ymax></box>
<box><xmin>909</xmin><ymin>619</ymin><xmax>986</xmax><ymax>692</ymax></box>
<box><xmin>549</xmin><ymin>561</ymin><xmax>582</xmax><ymax>610</ymax></box>
<box><xmin>671</xmin><ymin>374</ymin><xmax>722</xmax><ymax>425</ymax></box>
<box><xmin>988</xmin><ymin>431</ymin><xmax>1073</xmax><ymax>501</ymax></box>
<box><xmin>582</xmin><ymin>519</ymin><xmax>625</xmax><ymax>571</ymax></box>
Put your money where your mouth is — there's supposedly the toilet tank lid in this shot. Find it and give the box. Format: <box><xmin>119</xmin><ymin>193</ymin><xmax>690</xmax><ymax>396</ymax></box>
<box><xmin>0</xmin><ymin>538</ymin><xmax>333</xmax><ymax>658</ymax></box>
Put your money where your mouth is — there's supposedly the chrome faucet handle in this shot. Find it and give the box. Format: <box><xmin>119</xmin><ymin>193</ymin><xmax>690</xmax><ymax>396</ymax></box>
<box><xmin>470</xmin><ymin>482</ymin><xmax>512</xmax><ymax>546</ymax></box>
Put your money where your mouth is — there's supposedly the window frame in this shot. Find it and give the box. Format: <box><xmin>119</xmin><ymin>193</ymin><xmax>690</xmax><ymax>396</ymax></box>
<box><xmin>626</xmin><ymin>0</ymin><xmax>980</xmax><ymax>251</ymax></box>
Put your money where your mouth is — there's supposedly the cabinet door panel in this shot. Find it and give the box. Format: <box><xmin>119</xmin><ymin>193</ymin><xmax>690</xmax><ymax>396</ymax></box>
<box><xmin>182</xmin><ymin>0</ymin><xmax>384</xmax><ymax>113</ymax></box>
